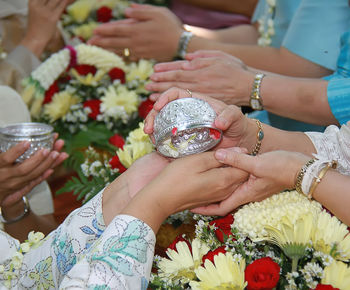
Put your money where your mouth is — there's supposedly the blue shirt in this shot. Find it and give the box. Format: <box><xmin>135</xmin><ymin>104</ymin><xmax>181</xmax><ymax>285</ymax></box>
<box><xmin>325</xmin><ymin>31</ymin><xmax>350</xmax><ymax>125</ymax></box>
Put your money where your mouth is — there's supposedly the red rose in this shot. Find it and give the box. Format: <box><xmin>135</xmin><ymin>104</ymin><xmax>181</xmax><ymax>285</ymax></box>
<box><xmin>83</xmin><ymin>99</ymin><xmax>102</xmax><ymax>120</ymax></box>
<box><xmin>245</xmin><ymin>257</ymin><xmax>280</xmax><ymax>290</ymax></box>
<box><xmin>167</xmin><ymin>235</ymin><xmax>192</xmax><ymax>253</ymax></box>
<box><xmin>202</xmin><ymin>246</ymin><xmax>226</xmax><ymax>265</ymax></box>
<box><xmin>109</xmin><ymin>155</ymin><xmax>127</xmax><ymax>173</ymax></box>
<box><xmin>138</xmin><ymin>98</ymin><xmax>155</xmax><ymax>119</ymax></box>
<box><xmin>75</xmin><ymin>64</ymin><xmax>97</xmax><ymax>76</ymax></box>
<box><xmin>108</xmin><ymin>67</ymin><xmax>126</xmax><ymax>83</ymax></box>
<box><xmin>209</xmin><ymin>214</ymin><xmax>234</xmax><ymax>243</ymax></box>
<box><xmin>314</xmin><ymin>285</ymin><xmax>340</xmax><ymax>290</ymax></box>
<box><xmin>96</xmin><ymin>6</ymin><xmax>113</xmax><ymax>23</ymax></box>
<box><xmin>43</xmin><ymin>81</ymin><xmax>59</xmax><ymax>104</ymax></box>
<box><xmin>108</xmin><ymin>134</ymin><xmax>125</xmax><ymax>149</ymax></box>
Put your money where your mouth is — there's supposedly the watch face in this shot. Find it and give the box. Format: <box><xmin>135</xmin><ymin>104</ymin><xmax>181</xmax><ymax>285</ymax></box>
<box><xmin>250</xmin><ymin>98</ymin><xmax>262</xmax><ymax>110</ymax></box>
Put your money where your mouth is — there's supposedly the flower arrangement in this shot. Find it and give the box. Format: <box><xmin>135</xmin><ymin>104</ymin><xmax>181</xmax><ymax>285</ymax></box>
<box><xmin>21</xmin><ymin>44</ymin><xmax>154</xmax><ymax>168</ymax></box>
<box><xmin>257</xmin><ymin>0</ymin><xmax>275</xmax><ymax>47</ymax></box>
<box><xmin>150</xmin><ymin>191</ymin><xmax>350</xmax><ymax>289</ymax></box>
<box><xmin>60</xmin><ymin>0</ymin><xmax>169</xmax><ymax>43</ymax></box>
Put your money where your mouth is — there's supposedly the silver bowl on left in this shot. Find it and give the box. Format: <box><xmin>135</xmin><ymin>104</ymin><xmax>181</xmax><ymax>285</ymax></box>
<box><xmin>0</xmin><ymin>123</ymin><xmax>54</xmax><ymax>162</ymax></box>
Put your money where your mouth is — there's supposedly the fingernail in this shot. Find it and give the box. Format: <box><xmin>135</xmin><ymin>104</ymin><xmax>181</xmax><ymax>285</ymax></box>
<box><xmin>124</xmin><ymin>8</ymin><xmax>132</xmax><ymax>15</ymax></box>
<box><xmin>51</xmin><ymin>151</ymin><xmax>59</xmax><ymax>159</ymax></box>
<box><xmin>42</xmin><ymin>149</ymin><xmax>49</xmax><ymax>156</ymax></box>
<box><xmin>215</xmin><ymin>149</ymin><xmax>227</xmax><ymax>162</ymax></box>
<box><xmin>22</xmin><ymin>141</ymin><xmax>30</xmax><ymax>148</ymax></box>
<box><xmin>145</xmin><ymin>83</ymin><xmax>153</xmax><ymax>90</ymax></box>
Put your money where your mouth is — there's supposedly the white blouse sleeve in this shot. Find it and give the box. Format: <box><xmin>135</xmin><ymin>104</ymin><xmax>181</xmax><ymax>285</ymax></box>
<box><xmin>305</xmin><ymin>122</ymin><xmax>350</xmax><ymax>175</ymax></box>
<box><xmin>59</xmin><ymin>215</ymin><xmax>156</xmax><ymax>290</ymax></box>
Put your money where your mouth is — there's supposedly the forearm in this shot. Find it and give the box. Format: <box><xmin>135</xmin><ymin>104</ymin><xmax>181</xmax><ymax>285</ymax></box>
<box><xmin>188</xmin><ymin>38</ymin><xmax>331</xmax><ymax>77</ymax></box>
<box><xmin>313</xmin><ymin>170</ymin><xmax>350</xmax><ymax>226</ymax></box>
<box><xmin>186</xmin><ymin>24</ymin><xmax>258</xmax><ymax>44</ymax></box>
<box><xmin>242</xmin><ymin>118</ymin><xmax>317</xmax><ymax>156</ymax></box>
<box><xmin>177</xmin><ymin>0</ymin><xmax>258</xmax><ymax>17</ymax></box>
<box><xmin>260</xmin><ymin>76</ymin><xmax>338</xmax><ymax>126</ymax></box>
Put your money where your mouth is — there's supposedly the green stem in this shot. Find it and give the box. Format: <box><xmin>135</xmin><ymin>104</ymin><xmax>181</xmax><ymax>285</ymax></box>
<box><xmin>292</xmin><ymin>257</ymin><xmax>299</xmax><ymax>272</ymax></box>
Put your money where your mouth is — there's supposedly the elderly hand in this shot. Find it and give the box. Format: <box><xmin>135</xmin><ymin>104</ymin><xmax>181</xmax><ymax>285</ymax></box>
<box><xmin>121</xmin><ymin>151</ymin><xmax>248</xmax><ymax>232</ymax></box>
<box><xmin>21</xmin><ymin>0</ymin><xmax>69</xmax><ymax>57</ymax></box>
<box><xmin>0</xmin><ymin>135</ymin><xmax>68</xmax><ymax>207</ymax></box>
<box><xmin>146</xmin><ymin>50</ymin><xmax>254</xmax><ymax>106</ymax></box>
<box><xmin>144</xmin><ymin>87</ymin><xmax>259</xmax><ymax>152</ymax></box>
<box><xmin>191</xmin><ymin>148</ymin><xmax>309</xmax><ymax>216</ymax></box>
<box><xmin>89</xmin><ymin>4</ymin><xmax>183</xmax><ymax>62</ymax></box>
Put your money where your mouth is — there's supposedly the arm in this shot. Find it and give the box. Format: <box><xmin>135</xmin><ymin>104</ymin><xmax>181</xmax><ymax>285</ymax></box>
<box><xmin>177</xmin><ymin>0</ymin><xmax>258</xmax><ymax>17</ymax></box>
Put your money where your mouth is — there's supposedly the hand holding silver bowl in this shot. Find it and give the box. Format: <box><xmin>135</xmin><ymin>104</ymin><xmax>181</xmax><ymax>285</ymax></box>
<box><xmin>0</xmin><ymin>122</ymin><xmax>54</xmax><ymax>162</ymax></box>
<box><xmin>153</xmin><ymin>98</ymin><xmax>222</xmax><ymax>158</ymax></box>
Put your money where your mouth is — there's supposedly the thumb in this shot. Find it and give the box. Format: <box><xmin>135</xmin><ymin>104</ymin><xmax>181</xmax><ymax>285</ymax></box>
<box><xmin>215</xmin><ymin>148</ymin><xmax>256</xmax><ymax>173</ymax></box>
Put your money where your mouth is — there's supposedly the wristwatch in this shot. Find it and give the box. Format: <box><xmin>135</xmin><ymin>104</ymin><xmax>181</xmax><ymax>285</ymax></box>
<box><xmin>176</xmin><ymin>30</ymin><xmax>193</xmax><ymax>59</ymax></box>
<box><xmin>249</xmin><ymin>73</ymin><xmax>265</xmax><ymax>110</ymax></box>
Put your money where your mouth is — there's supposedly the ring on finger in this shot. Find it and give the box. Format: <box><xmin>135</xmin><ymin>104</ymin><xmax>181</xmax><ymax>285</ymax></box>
<box><xmin>186</xmin><ymin>89</ymin><xmax>192</xmax><ymax>98</ymax></box>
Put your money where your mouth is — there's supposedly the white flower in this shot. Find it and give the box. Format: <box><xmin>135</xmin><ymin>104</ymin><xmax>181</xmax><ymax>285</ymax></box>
<box><xmin>11</xmin><ymin>252</ymin><xmax>23</xmax><ymax>270</ymax></box>
<box><xmin>28</xmin><ymin>231</ymin><xmax>45</xmax><ymax>244</ymax></box>
<box><xmin>266</xmin><ymin>0</ymin><xmax>276</xmax><ymax>7</ymax></box>
<box><xmin>20</xmin><ymin>242</ymin><xmax>30</xmax><ymax>253</ymax></box>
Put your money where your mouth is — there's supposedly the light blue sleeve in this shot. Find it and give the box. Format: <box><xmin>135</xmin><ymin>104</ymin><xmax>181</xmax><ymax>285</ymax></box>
<box><xmin>282</xmin><ymin>0</ymin><xmax>350</xmax><ymax>71</ymax></box>
<box><xmin>252</xmin><ymin>0</ymin><xmax>301</xmax><ymax>48</ymax></box>
<box><xmin>327</xmin><ymin>78</ymin><xmax>350</xmax><ymax>125</ymax></box>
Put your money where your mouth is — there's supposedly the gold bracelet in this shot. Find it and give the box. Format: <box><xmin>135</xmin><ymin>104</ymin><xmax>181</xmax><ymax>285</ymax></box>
<box><xmin>251</xmin><ymin>119</ymin><xmax>264</xmax><ymax>156</ymax></box>
<box><xmin>295</xmin><ymin>158</ymin><xmax>316</xmax><ymax>195</ymax></box>
<box><xmin>307</xmin><ymin>160</ymin><xmax>337</xmax><ymax>199</ymax></box>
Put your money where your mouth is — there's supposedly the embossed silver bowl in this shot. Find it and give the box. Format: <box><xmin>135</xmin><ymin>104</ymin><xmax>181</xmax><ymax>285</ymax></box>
<box><xmin>0</xmin><ymin>123</ymin><xmax>54</xmax><ymax>162</ymax></box>
<box><xmin>154</xmin><ymin>98</ymin><xmax>222</xmax><ymax>158</ymax></box>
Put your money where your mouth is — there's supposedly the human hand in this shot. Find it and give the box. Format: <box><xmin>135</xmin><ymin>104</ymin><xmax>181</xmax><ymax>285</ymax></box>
<box><xmin>102</xmin><ymin>152</ymin><xmax>170</xmax><ymax>224</ymax></box>
<box><xmin>144</xmin><ymin>87</ymin><xmax>258</xmax><ymax>152</ymax></box>
<box><xmin>21</xmin><ymin>0</ymin><xmax>69</xmax><ymax>57</ymax></box>
<box><xmin>146</xmin><ymin>50</ymin><xmax>254</xmax><ymax>106</ymax></box>
<box><xmin>0</xmin><ymin>135</ymin><xmax>68</xmax><ymax>207</ymax></box>
<box><xmin>122</xmin><ymin>151</ymin><xmax>248</xmax><ymax>232</ymax></box>
<box><xmin>89</xmin><ymin>3</ymin><xmax>183</xmax><ymax>62</ymax></box>
<box><xmin>192</xmin><ymin>148</ymin><xmax>309</xmax><ymax>216</ymax></box>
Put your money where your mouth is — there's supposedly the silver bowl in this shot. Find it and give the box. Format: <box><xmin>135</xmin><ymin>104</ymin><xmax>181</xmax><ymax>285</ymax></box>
<box><xmin>154</xmin><ymin>98</ymin><xmax>222</xmax><ymax>158</ymax></box>
<box><xmin>0</xmin><ymin>123</ymin><xmax>54</xmax><ymax>162</ymax></box>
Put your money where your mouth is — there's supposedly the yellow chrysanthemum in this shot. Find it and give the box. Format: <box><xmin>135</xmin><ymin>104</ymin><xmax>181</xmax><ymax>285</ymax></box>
<box><xmin>67</xmin><ymin>0</ymin><xmax>95</xmax><ymax>23</ymax></box>
<box><xmin>312</xmin><ymin>211</ymin><xmax>350</xmax><ymax>261</ymax></box>
<box><xmin>117</xmin><ymin>142</ymin><xmax>154</xmax><ymax>168</ymax></box>
<box><xmin>321</xmin><ymin>260</ymin><xmax>350</xmax><ymax>290</ymax></box>
<box><xmin>73</xmin><ymin>22</ymin><xmax>98</xmax><ymax>41</ymax></box>
<box><xmin>76</xmin><ymin>44</ymin><xmax>127</xmax><ymax>71</ymax></box>
<box><xmin>126</xmin><ymin>59</ymin><xmax>154</xmax><ymax>82</ymax></box>
<box><xmin>96</xmin><ymin>0</ymin><xmax>125</xmax><ymax>9</ymax></box>
<box><xmin>21</xmin><ymin>83</ymin><xmax>36</xmax><ymax>105</ymax></box>
<box><xmin>158</xmin><ymin>238</ymin><xmax>209</xmax><ymax>284</ymax></box>
<box><xmin>44</xmin><ymin>92</ymin><xmax>80</xmax><ymax>122</ymax></box>
<box><xmin>100</xmin><ymin>85</ymin><xmax>139</xmax><ymax>117</ymax></box>
<box><xmin>234</xmin><ymin>191</ymin><xmax>322</xmax><ymax>240</ymax></box>
<box><xmin>127</xmin><ymin>122</ymin><xmax>150</xmax><ymax>143</ymax></box>
<box><xmin>71</xmin><ymin>68</ymin><xmax>106</xmax><ymax>86</ymax></box>
<box><xmin>30</xmin><ymin>96</ymin><xmax>44</xmax><ymax>118</ymax></box>
<box><xmin>190</xmin><ymin>252</ymin><xmax>247</xmax><ymax>290</ymax></box>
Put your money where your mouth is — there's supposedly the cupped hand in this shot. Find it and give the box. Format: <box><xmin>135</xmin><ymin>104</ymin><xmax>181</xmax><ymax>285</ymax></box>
<box><xmin>22</xmin><ymin>0</ymin><xmax>69</xmax><ymax>57</ymax></box>
<box><xmin>0</xmin><ymin>137</ymin><xmax>68</xmax><ymax>207</ymax></box>
<box><xmin>192</xmin><ymin>148</ymin><xmax>309</xmax><ymax>216</ymax></box>
<box><xmin>122</xmin><ymin>151</ymin><xmax>248</xmax><ymax>232</ymax></box>
<box><xmin>146</xmin><ymin>50</ymin><xmax>254</xmax><ymax>106</ymax></box>
<box><xmin>89</xmin><ymin>4</ymin><xmax>183</xmax><ymax>62</ymax></box>
<box><xmin>144</xmin><ymin>87</ymin><xmax>257</xmax><ymax>151</ymax></box>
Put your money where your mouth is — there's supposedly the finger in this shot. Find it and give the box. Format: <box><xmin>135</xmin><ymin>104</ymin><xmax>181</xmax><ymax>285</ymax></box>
<box><xmin>186</xmin><ymin>50</ymin><xmax>227</xmax><ymax>60</ymax></box>
<box><xmin>93</xmin><ymin>21</ymin><xmax>134</xmax><ymax>37</ymax></box>
<box><xmin>153</xmin><ymin>87</ymin><xmax>193</xmax><ymax>111</ymax></box>
<box><xmin>50</xmin><ymin>152</ymin><xmax>69</xmax><ymax>168</ymax></box>
<box><xmin>151</xmin><ymin>70</ymin><xmax>194</xmax><ymax>83</ymax></box>
<box><xmin>146</xmin><ymin>81</ymin><xmax>194</xmax><ymax>93</ymax></box>
<box><xmin>1</xmin><ymin>169</ymin><xmax>54</xmax><ymax>207</ymax></box>
<box><xmin>153</xmin><ymin>60</ymin><xmax>188</xmax><ymax>72</ymax></box>
<box><xmin>0</xmin><ymin>141</ymin><xmax>30</xmax><ymax>166</ymax></box>
<box><xmin>215</xmin><ymin>150</ymin><xmax>257</xmax><ymax>172</ymax></box>
<box><xmin>149</xmin><ymin>93</ymin><xmax>161</xmax><ymax>101</ymax></box>
<box><xmin>214</xmin><ymin>105</ymin><xmax>242</xmax><ymax>130</ymax></box>
<box><xmin>88</xmin><ymin>36</ymin><xmax>130</xmax><ymax>50</ymax></box>
<box><xmin>124</xmin><ymin>6</ymin><xmax>160</xmax><ymax>21</ymax></box>
<box><xmin>53</xmin><ymin>139</ymin><xmax>65</xmax><ymax>152</ymax></box>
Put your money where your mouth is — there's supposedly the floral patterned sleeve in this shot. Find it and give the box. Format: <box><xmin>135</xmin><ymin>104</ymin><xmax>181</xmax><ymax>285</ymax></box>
<box><xmin>305</xmin><ymin>122</ymin><xmax>350</xmax><ymax>175</ymax></box>
<box><xmin>59</xmin><ymin>215</ymin><xmax>156</xmax><ymax>290</ymax></box>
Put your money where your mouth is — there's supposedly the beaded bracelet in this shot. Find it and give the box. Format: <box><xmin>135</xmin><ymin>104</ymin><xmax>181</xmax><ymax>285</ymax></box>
<box><xmin>295</xmin><ymin>158</ymin><xmax>316</xmax><ymax>196</ymax></box>
<box><xmin>307</xmin><ymin>160</ymin><xmax>337</xmax><ymax>199</ymax></box>
<box><xmin>251</xmin><ymin>119</ymin><xmax>264</xmax><ymax>156</ymax></box>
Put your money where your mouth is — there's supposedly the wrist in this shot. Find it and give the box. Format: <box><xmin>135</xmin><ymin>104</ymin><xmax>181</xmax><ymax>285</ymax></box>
<box><xmin>238</xmin><ymin>71</ymin><xmax>255</xmax><ymax>106</ymax></box>
<box><xmin>239</xmin><ymin>117</ymin><xmax>261</xmax><ymax>153</ymax></box>
<box><xmin>0</xmin><ymin>196</ymin><xmax>30</xmax><ymax>224</ymax></box>
<box><xmin>20</xmin><ymin>35</ymin><xmax>48</xmax><ymax>58</ymax></box>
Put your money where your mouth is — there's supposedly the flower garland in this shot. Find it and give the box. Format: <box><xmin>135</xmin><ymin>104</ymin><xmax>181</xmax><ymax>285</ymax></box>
<box><xmin>257</xmin><ymin>0</ymin><xmax>276</xmax><ymax>47</ymax></box>
<box><xmin>150</xmin><ymin>191</ymin><xmax>350</xmax><ymax>289</ymax></box>
<box><xmin>0</xmin><ymin>231</ymin><xmax>45</xmax><ymax>288</ymax></box>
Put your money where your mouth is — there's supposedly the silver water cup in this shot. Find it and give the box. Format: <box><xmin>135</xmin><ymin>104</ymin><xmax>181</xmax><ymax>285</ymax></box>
<box><xmin>153</xmin><ymin>98</ymin><xmax>222</xmax><ymax>158</ymax></box>
<box><xmin>0</xmin><ymin>122</ymin><xmax>54</xmax><ymax>162</ymax></box>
